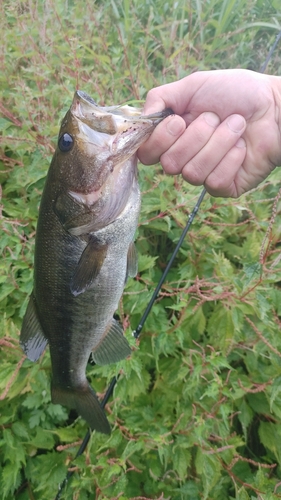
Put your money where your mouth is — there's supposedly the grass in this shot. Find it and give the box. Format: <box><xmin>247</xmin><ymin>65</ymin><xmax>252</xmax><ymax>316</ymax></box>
<box><xmin>1</xmin><ymin>0</ymin><xmax>281</xmax><ymax>499</ymax></box>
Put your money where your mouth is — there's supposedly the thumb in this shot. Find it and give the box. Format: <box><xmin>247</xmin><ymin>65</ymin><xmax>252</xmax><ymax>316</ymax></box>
<box><xmin>142</xmin><ymin>77</ymin><xmax>197</xmax><ymax>116</ymax></box>
<box><xmin>142</xmin><ymin>89</ymin><xmax>167</xmax><ymax>115</ymax></box>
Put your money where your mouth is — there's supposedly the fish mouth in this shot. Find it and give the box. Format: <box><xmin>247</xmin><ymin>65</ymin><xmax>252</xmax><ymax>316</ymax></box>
<box><xmin>66</xmin><ymin>91</ymin><xmax>173</xmax><ymax>201</ymax></box>
<box><xmin>72</xmin><ymin>90</ymin><xmax>173</xmax><ymax>136</ymax></box>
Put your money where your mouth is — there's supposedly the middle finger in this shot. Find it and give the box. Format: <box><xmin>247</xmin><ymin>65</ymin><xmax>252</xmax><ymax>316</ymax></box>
<box><xmin>160</xmin><ymin>113</ymin><xmax>246</xmax><ymax>184</ymax></box>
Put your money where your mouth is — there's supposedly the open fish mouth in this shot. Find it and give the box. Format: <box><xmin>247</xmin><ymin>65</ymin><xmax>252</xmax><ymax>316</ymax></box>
<box><xmin>65</xmin><ymin>91</ymin><xmax>174</xmax><ymax>220</ymax></box>
<box><xmin>71</xmin><ymin>90</ymin><xmax>173</xmax><ymax>135</ymax></box>
<box><xmin>65</xmin><ymin>90</ymin><xmax>174</xmax><ymax>178</ymax></box>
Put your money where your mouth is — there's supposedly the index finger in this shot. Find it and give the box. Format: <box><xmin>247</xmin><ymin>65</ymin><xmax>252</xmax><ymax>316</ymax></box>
<box><xmin>138</xmin><ymin>114</ymin><xmax>186</xmax><ymax>165</ymax></box>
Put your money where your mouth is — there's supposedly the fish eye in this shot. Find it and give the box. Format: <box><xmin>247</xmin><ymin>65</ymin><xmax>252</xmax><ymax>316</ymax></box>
<box><xmin>58</xmin><ymin>133</ymin><xmax>74</xmax><ymax>152</ymax></box>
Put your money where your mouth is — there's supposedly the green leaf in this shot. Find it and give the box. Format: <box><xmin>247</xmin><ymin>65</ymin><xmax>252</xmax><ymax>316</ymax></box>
<box><xmin>11</xmin><ymin>421</ymin><xmax>30</xmax><ymax>440</ymax></box>
<box><xmin>236</xmin><ymin>487</ymin><xmax>251</xmax><ymax>500</ymax></box>
<box><xmin>137</xmin><ymin>253</ymin><xmax>158</xmax><ymax>272</ymax></box>
<box><xmin>172</xmin><ymin>446</ymin><xmax>191</xmax><ymax>481</ymax></box>
<box><xmin>195</xmin><ymin>448</ymin><xmax>221</xmax><ymax>499</ymax></box>
<box><xmin>242</xmin><ymin>262</ymin><xmax>262</xmax><ymax>287</ymax></box>
<box><xmin>238</xmin><ymin>399</ymin><xmax>254</xmax><ymax>439</ymax></box>
<box><xmin>29</xmin><ymin>429</ymin><xmax>55</xmax><ymax>450</ymax></box>
<box><xmin>208</xmin><ymin>304</ymin><xmax>235</xmax><ymax>353</ymax></box>
<box><xmin>1</xmin><ymin>462</ymin><xmax>22</xmax><ymax>499</ymax></box>
<box><xmin>259</xmin><ymin>421</ymin><xmax>281</xmax><ymax>462</ymax></box>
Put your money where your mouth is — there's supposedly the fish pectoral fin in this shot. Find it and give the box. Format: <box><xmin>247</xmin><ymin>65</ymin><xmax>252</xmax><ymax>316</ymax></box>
<box><xmin>51</xmin><ymin>382</ymin><xmax>111</xmax><ymax>434</ymax></box>
<box><xmin>54</xmin><ymin>192</ymin><xmax>94</xmax><ymax>236</ymax></box>
<box><xmin>126</xmin><ymin>241</ymin><xmax>138</xmax><ymax>280</ymax></box>
<box><xmin>92</xmin><ymin>318</ymin><xmax>131</xmax><ymax>365</ymax></box>
<box><xmin>20</xmin><ymin>294</ymin><xmax>48</xmax><ymax>361</ymax></box>
<box><xmin>70</xmin><ymin>237</ymin><xmax>108</xmax><ymax>296</ymax></box>
<box><xmin>64</xmin><ymin>214</ymin><xmax>95</xmax><ymax>236</ymax></box>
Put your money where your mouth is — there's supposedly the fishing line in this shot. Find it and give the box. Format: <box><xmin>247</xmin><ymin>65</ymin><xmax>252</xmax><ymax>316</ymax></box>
<box><xmin>260</xmin><ymin>29</ymin><xmax>281</xmax><ymax>73</ymax></box>
<box><xmin>132</xmin><ymin>187</ymin><xmax>207</xmax><ymax>339</ymax></box>
<box><xmin>54</xmin><ymin>29</ymin><xmax>281</xmax><ymax>500</ymax></box>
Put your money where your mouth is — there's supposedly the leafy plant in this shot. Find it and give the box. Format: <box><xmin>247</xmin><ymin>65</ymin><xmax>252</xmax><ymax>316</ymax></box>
<box><xmin>1</xmin><ymin>0</ymin><xmax>281</xmax><ymax>499</ymax></box>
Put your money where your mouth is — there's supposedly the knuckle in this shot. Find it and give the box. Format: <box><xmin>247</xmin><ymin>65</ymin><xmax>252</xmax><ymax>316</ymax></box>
<box><xmin>190</xmin><ymin>121</ymin><xmax>214</xmax><ymax>146</ymax></box>
<box><xmin>146</xmin><ymin>88</ymin><xmax>160</xmax><ymax>101</ymax></box>
<box><xmin>138</xmin><ymin>150</ymin><xmax>158</xmax><ymax>166</ymax></box>
<box><xmin>207</xmin><ymin>171</ymin><xmax>227</xmax><ymax>192</ymax></box>
<box><xmin>161</xmin><ymin>151</ymin><xmax>182</xmax><ymax>175</ymax></box>
<box><xmin>145</xmin><ymin>88</ymin><xmax>164</xmax><ymax>110</ymax></box>
<box><xmin>182</xmin><ymin>161</ymin><xmax>205</xmax><ymax>185</ymax></box>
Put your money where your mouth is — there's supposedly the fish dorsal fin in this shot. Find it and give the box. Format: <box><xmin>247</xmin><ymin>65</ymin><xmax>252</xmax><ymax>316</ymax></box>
<box><xmin>92</xmin><ymin>318</ymin><xmax>131</xmax><ymax>365</ymax></box>
<box><xmin>70</xmin><ymin>237</ymin><xmax>108</xmax><ymax>296</ymax></box>
<box><xmin>20</xmin><ymin>294</ymin><xmax>48</xmax><ymax>361</ymax></box>
<box><xmin>126</xmin><ymin>241</ymin><xmax>138</xmax><ymax>280</ymax></box>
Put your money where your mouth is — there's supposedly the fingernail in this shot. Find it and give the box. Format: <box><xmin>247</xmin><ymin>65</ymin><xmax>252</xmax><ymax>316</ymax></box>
<box><xmin>204</xmin><ymin>112</ymin><xmax>220</xmax><ymax>127</ymax></box>
<box><xmin>227</xmin><ymin>114</ymin><xmax>245</xmax><ymax>133</ymax></box>
<box><xmin>235</xmin><ymin>137</ymin><xmax>246</xmax><ymax>148</ymax></box>
<box><xmin>166</xmin><ymin>116</ymin><xmax>185</xmax><ymax>136</ymax></box>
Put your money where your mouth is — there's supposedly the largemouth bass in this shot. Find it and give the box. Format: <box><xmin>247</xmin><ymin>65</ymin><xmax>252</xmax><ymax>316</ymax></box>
<box><xmin>20</xmin><ymin>90</ymin><xmax>172</xmax><ymax>434</ymax></box>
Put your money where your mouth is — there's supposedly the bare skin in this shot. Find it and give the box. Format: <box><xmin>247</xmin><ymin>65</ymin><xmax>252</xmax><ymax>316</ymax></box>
<box><xmin>138</xmin><ymin>69</ymin><xmax>281</xmax><ymax>198</ymax></box>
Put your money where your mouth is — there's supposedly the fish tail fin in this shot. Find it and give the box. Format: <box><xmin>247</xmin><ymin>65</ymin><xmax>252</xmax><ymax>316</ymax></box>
<box><xmin>51</xmin><ymin>383</ymin><xmax>111</xmax><ymax>434</ymax></box>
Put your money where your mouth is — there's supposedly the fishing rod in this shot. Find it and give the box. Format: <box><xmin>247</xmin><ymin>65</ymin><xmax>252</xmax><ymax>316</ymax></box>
<box><xmin>54</xmin><ymin>30</ymin><xmax>281</xmax><ymax>500</ymax></box>
<box><xmin>55</xmin><ymin>188</ymin><xmax>206</xmax><ymax>500</ymax></box>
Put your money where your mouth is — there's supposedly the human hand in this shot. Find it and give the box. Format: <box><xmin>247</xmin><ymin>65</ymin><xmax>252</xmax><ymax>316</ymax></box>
<box><xmin>138</xmin><ymin>69</ymin><xmax>281</xmax><ymax>197</ymax></box>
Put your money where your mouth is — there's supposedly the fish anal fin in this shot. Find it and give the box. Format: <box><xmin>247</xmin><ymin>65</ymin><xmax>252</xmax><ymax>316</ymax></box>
<box><xmin>51</xmin><ymin>383</ymin><xmax>111</xmax><ymax>434</ymax></box>
<box><xmin>92</xmin><ymin>318</ymin><xmax>131</xmax><ymax>365</ymax></box>
<box><xmin>126</xmin><ymin>241</ymin><xmax>138</xmax><ymax>280</ymax></box>
<box><xmin>20</xmin><ymin>294</ymin><xmax>48</xmax><ymax>361</ymax></box>
<box><xmin>70</xmin><ymin>238</ymin><xmax>108</xmax><ymax>296</ymax></box>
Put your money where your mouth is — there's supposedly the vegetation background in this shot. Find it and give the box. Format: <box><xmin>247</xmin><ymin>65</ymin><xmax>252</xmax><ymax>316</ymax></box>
<box><xmin>1</xmin><ymin>0</ymin><xmax>281</xmax><ymax>498</ymax></box>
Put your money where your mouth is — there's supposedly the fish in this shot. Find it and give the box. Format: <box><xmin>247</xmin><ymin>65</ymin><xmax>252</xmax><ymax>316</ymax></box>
<box><xmin>20</xmin><ymin>90</ymin><xmax>172</xmax><ymax>434</ymax></box>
